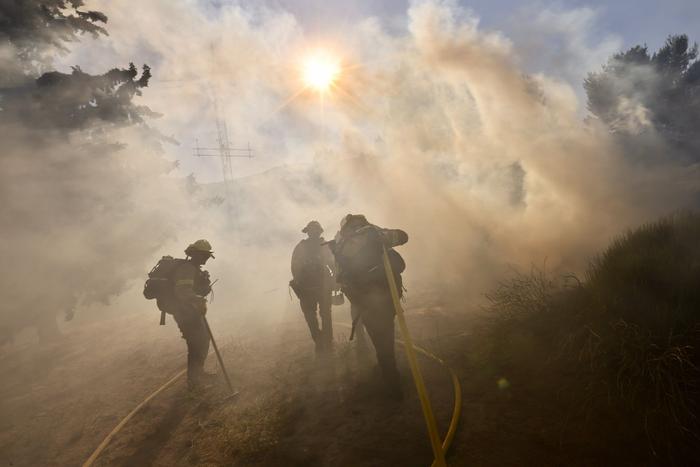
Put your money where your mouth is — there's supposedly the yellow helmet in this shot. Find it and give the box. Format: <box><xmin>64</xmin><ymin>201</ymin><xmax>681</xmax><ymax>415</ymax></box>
<box><xmin>185</xmin><ymin>239</ymin><xmax>214</xmax><ymax>258</ymax></box>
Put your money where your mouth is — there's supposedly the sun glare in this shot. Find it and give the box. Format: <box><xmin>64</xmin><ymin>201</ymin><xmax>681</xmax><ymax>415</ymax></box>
<box><xmin>302</xmin><ymin>52</ymin><xmax>340</xmax><ymax>93</ymax></box>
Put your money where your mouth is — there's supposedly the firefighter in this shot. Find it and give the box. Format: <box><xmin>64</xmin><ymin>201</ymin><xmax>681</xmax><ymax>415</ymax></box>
<box><xmin>290</xmin><ymin>221</ymin><xmax>336</xmax><ymax>353</ymax></box>
<box><xmin>330</xmin><ymin>214</ymin><xmax>408</xmax><ymax>399</ymax></box>
<box><xmin>155</xmin><ymin>240</ymin><xmax>214</xmax><ymax>389</ymax></box>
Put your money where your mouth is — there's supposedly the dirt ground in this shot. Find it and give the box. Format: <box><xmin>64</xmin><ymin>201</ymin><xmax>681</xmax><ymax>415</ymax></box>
<box><xmin>3</xmin><ymin>295</ymin><xmax>659</xmax><ymax>467</ymax></box>
<box><xmin>0</xmin><ymin>310</ymin><xmax>187</xmax><ymax>467</ymax></box>
<box><xmin>1</xmin><ymin>300</ymin><xmax>466</xmax><ymax>467</ymax></box>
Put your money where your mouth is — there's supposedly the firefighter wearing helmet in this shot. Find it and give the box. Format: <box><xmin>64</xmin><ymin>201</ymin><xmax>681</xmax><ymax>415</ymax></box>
<box><xmin>146</xmin><ymin>239</ymin><xmax>215</xmax><ymax>389</ymax></box>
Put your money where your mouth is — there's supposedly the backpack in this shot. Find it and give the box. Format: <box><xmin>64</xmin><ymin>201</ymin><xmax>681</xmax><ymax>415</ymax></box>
<box><xmin>143</xmin><ymin>256</ymin><xmax>187</xmax><ymax>300</ymax></box>
<box><xmin>335</xmin><ymin>227</ymin><xmax>405</xmax><ymax>293</ymax></box>
<box><xmin>291</xmin><ymin>239</ymin><xmax>332</xmax><ymax>289</ymax></box>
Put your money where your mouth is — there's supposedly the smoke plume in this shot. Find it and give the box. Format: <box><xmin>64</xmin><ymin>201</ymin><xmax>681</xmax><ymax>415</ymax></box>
<box><xmin>2</xmin><ymin>0</ymin><xmax>699</xmax><ymax>341</ymax></box>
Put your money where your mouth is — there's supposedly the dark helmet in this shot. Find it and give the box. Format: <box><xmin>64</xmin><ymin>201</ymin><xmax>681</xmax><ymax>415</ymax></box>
<box><xmin>185</xmin><ymin>239</ymin><xmax>215</xmax><ymax>258</ymax></box>
<box><xmin>340</xmin><ymin>214</ymin><xmax>369</xmax><ymax>232</ymax></box>
<box><xmin>302</xmin><ymin>220</ymin><xmax>323</xmax><ymax>234</ymax></box>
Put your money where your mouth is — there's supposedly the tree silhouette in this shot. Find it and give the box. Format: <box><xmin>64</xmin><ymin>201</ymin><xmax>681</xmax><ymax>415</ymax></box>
<box><xmin>585</xmin><ymin>35</ymin><xmax>700</xmax><ymax>162</ymax></box>
<box><xmin>0</xmin><ymin>0</ymin><xmax>108</xmax><ymax>82</ymax></box>
<box><xmin>3</xmin><ymin>63</ymin><xmax>157</xmax><ymax>130</ymax></box>
<box><xmin>0</xmin><ymin>1</ymin><xmax>157</xmax><ymax>131</ymax></box>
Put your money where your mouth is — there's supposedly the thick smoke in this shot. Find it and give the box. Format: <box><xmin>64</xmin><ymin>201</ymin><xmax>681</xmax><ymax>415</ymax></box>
<box><xmin>0</xmin><ymin>1</ymin><xmax>196</xmax><ymax>341</ymax></box>
<box><xmin>2</xmin><ymin>0</ymin><xmax>699</xmax><ymax>342</ymax></box>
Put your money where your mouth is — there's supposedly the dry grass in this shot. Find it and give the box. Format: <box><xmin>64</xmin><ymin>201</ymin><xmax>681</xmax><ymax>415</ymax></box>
<box><xmin>486</xmin><ymin>213</ymin><xmax>700</xmax><ymax>461</ymax></box>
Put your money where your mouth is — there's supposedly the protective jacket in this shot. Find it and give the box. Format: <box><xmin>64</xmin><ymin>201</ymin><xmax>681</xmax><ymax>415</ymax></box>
<box><xmin>291</xmin><ymin>237</ymin><xmax>336</xmax><ymax>291</ymax></box>
<box><xmin>157</xmin><ymin>260</ymin><xmax>211</xmax><ymax>314</ymax></box>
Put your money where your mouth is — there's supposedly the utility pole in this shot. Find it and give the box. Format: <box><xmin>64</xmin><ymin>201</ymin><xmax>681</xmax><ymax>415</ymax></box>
<box><xmin>193</xmin><ymin>99</ymin><xmax>253</xmax><ymax>214</ymax></box>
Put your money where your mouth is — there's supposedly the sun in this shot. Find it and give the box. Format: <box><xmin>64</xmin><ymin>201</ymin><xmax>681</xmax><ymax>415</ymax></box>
<box><xmin>302</xmin><ymin>52</ymin><xmax>340</xmax><ymax>93</ymax></box>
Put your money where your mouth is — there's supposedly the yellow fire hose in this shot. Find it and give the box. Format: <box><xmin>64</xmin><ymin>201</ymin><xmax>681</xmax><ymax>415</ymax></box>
<box><xmin>82</xmin><ymin>368</ymin><xmax>187</xmax><ymax>467</ymax></box>
<box><xmin>408</xmin><ymin>339</ymin><xmax>463</xmax><ymax>467</ymax></box>
<box><xmin>335</xmin><ymin>321</ymin><xmax>463</xmax><ymax>467</ymax></box>
<box><xmin>83</xmin><ymin>314</ymin><xmax>232</xmax><ymax>467</ymax></box>
<box><xmin>383</xmin><ymin>245</ymin><xmax>460</xmax><ymax>466</ymax></box>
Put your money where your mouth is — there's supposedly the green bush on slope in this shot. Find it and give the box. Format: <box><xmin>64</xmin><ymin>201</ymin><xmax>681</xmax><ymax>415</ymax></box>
<box><xmin>488</xmin><ymin>213</ymin><xmax>700</xmax><ymax>458</ymax></box>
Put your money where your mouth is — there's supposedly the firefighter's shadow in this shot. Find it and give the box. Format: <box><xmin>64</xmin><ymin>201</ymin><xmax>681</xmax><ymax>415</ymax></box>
<box><xmin>311</xmin><ymin>340</ymin><xmax>376</xmax><ymax>403</ymax></box>
<box><xmin>116</xmin><ymin>398</ymin><xmax>192</xmax><ymax>467</ymax></box>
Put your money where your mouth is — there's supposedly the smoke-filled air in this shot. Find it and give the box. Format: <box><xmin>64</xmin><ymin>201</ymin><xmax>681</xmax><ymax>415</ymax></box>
<box><xmin>2</xmin><ymin>1</ymin><xmax>700</xmax><ymax>465</ymax></box>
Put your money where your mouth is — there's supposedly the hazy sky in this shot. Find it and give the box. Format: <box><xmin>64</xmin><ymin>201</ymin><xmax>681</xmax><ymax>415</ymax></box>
<box><xmin>56</xmin><ymin>0</ymin><xmax>700</xmax><ymax>183</ymax></box>
<box><xmin>270</xmin><ymin>0</ymin><xmax>699</xmax><ymax>50</ymax></box>
<box><xmin>185</xmin><ymin>0</ymin><xmax>700</xmax><ymax>180</ymax></box>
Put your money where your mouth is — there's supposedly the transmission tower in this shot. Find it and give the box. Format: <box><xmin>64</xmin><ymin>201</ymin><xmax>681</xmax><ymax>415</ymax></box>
<box><xmin>193</xmin><ymin>101</ymin><xmax>253</xmax><ymax>213</ymax></box>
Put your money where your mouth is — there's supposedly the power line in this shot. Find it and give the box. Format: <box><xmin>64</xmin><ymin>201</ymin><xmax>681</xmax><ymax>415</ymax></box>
<box><xmin>193</xmin><ymin>97</ymin><xmax>254</xmax><ymax>214</ymax></box>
